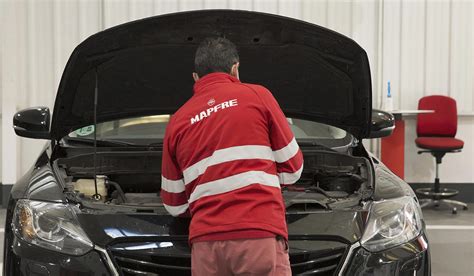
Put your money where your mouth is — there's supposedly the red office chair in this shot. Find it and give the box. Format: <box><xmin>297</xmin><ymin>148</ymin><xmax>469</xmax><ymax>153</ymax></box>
<box><xmin>415</xmin><ymin>95</ymin><xmax>467</xmax><ymax>214</ymax></box>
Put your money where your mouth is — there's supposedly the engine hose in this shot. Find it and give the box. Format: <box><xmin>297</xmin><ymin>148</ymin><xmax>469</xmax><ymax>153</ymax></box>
<box><xmin>106</xmin><ymin>180</ymin><xmax>127</xmax><ymax>203</ymax></box>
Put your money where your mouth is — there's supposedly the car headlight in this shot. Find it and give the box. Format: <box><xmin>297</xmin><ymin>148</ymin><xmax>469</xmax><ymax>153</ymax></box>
<box><xmin>12</xmin><ymin>199</ymin><xmax>93</xmax><ymax>255</ymax></box>
<box><xmin>361</xmin><ymin>196</ymin><xmax>423</xmax><ymax>252</ymax></box>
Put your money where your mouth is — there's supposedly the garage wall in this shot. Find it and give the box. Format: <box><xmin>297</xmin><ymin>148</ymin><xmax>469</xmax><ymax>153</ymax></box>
<box><xmin>0</xmin><ymin>115</ymin><xmax>2</xmax><ymax>182</ymax></box>
<box><xmin>1</xmin><ymin>0</ymin><xmax>473</xmax><ymax>186</ymax></box>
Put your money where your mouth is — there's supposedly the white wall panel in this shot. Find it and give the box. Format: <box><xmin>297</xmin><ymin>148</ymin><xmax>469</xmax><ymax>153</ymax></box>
<box><xmin>129</xmin><ymin>0</ymin><xmax>156</xmax><ymax>20</ymax></box>
<box><xmin>53</xmin><ymin>0</ymin><xmax>80</xmax><ymax>91</ymax></box>
<box><xmin>203</xmin><ymin>0</ymin><xmax>229</xmax><ymax>9</ymax></box>
<box><xmin>78</xmin><ymin>0</ymin><xmax>102</xmax><ymax>40</ymax></box>
<box><xmin>405</xmin><ymin>117</ymin><xmax>474</xmax><ymax>183</ymax></box>
<box><xmin>0</xmin><ymin>119</ymin><xmax>3</xmax><ymax>182</ymax></box>
<box><xmin>229</xmin><ymin>0</ymin><xmax>253</xmax><ymax>10</ymax></box>
<box><xmin>22</xmin><ymin>0</ymin><xmax>55</xmax><ymax>174</ymax></box>
<box><xmin>352</xmin><ymin>0</ymin><xmax>379</xmax><ymax>108</ymax></box>
<box><xmin>153</xmin><ymin>0</ymin><xmax>179</xmax><ymax>14</ymax></box>
<box><xmin>1</xmin><ymin>0</ymin><xmax>474</xmax><ymax>184</ymax></box>
<box><xmin>441</xmin><ymin>116</ymin><xmax>474</xmax><ymax>183</ymax></box>
<box><xmin>450</xmin><ymin>0</ymin><xmax>473</xmax><ymax>113</ymax></box>
<box><xmin>103</xmin><ymin>0</ymin><xmax>130</xmax><ymax>28</ymax></box>
<box><xmin>352</xmin><ymin>0</ymin><xmax>379</xmax><ymax>155</ymax></box>
<box><xmin>327</xmin><ymin>0</ymin><xmax>352</xmax><ymax>37</ymax></box>
<box><xmin>279</xmin><ymin>0</ymin><xmax>302</xmax><ymax>18</ymax></box>
<box><xmin>27</xmin><ymin>0</ymin><xmax>55</xmax><ymax>107</ymax></box>
<box><xmin>400</xmin><ymin>0</ymin><xmax>425</xmax><ymax>110</ymax></box>
<box><xmin>302</xmin><ymin>0</ymin><xmax>327</xmax><ymax>26</ymax></box>
<box><xmin>424</xmin><ymin>0</ymin><xmax>450</xmax><ymax>96</ymax></box>
<box><xmin>5</xmin><ymin>1</ymin><xmax>28</xmax><ymax>111</ymax></box>
<box><xmin>1</xmin><ymin>0</ymin><xmax>25</xmax><ymax>183</ymax></box>
<box><xmin>179</xmin><ymin>0</ymin><xmax>205</xmax><ymax>11</ymax></box>
<box><xmin>253</xmin><ymin>0</ymin><xmax>278</xmax><ymax>14</ymax></box>
<box><xmin>381</xmin><ymin>0</ymin><xmax>401</xmax><ymax>110</ymax></box>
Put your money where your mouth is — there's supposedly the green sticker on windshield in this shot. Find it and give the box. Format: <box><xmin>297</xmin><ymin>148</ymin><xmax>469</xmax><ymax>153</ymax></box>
<box><xmin>75</xmin><ymin>125</ymin><xmax>95</xmax><ymax>136</ymax></box>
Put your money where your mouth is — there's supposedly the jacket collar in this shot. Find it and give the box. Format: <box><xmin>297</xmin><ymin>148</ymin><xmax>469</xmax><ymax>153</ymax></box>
<box><xmin>193</xmin><ymin>72</ymin><xmax>240</xmax><ymax>94</ymax></box>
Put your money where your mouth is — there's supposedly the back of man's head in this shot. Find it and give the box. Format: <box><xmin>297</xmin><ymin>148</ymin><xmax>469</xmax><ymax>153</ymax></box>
<box><xmin>194</xmin><ymin>37</ymin><xmax>239</xmax><ymax>78</ymax></box>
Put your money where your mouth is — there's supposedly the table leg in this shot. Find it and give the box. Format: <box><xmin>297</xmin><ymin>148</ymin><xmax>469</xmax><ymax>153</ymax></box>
<box><xmin>381</xmin><ymin>120</ymin><xmax>405</xmax><ymax>179</ymax></box>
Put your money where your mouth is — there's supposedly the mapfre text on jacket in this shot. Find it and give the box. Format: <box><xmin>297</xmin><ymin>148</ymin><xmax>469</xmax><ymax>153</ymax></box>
<box><xmin>190</xmin><ymin>99</ymin><xmax>238</xmax><ymax>125</ymax></box>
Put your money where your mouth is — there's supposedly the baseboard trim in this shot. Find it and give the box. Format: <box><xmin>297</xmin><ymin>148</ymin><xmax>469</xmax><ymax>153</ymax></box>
<box><xmin>409</xmin><ymin>183</ymin><xmax>474</xmax><ymax>203</ymax></box>
<box><xmin>1</xmin><ymin>184</ymin><xmax>13</xmax><ymax>208</ymax></box>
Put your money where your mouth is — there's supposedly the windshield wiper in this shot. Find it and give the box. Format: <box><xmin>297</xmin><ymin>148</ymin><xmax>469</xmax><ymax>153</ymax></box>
<box><xmin>63</xmin><ymin>137</ymin><xmax>141</xmax><ymax>147</ymax></box>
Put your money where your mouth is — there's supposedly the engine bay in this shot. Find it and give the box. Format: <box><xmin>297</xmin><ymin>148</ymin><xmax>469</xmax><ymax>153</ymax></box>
<box><xmin>55</xmin><ymin>149</ymin><xmax>373</xmax><ymax>211</ymax></box>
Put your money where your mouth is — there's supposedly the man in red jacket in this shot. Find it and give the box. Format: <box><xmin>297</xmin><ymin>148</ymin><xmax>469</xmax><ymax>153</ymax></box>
<box><xmin>161</xmin><ymin>37</ymin><xmax>303</xmax><ymax>275</ymax></box>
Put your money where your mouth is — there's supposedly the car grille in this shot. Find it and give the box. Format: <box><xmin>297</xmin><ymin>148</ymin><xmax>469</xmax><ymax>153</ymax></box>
<box><xmin>109</xmin><ymin>240</ymin><xmax>348</xmax><ymax>276</ymax></box>
<box><xmin>290</xmin><ymin>246</ymin><xmax>346</xmax><ymax>276</ymax></box>
<box><xmin>114</xmin><ymin>254</ymin><xmax>191</xmax><ymax>276</ymax></box>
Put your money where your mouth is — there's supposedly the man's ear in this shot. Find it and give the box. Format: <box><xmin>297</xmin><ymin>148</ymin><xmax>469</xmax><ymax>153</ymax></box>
<box><xmin>192</xmin><ymin>72</ymin><xmax>200</xmax><ymax>82</ymax></box>
<box><xmin>230</xmin><ymin>62</ymin><xmax>240</xmax><ymax>79</ymax></box>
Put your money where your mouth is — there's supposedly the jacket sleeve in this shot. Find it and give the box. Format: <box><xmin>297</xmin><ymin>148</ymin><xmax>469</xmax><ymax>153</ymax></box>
<box><xmin>259</xmin><ymin>87</ymin><xmax>304</xmax><ymax>185</ymax></box>
<box><xmin>160</xmin><ymin>118</ymin><xmax>190</xmax><ymax>217</ymax></box>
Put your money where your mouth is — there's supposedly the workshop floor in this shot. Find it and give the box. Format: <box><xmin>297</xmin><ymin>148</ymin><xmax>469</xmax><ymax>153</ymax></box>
<box><xmin>0</xmin><ymin>205</ymin><xmax>472</xmax><ymax>275</ymax></box>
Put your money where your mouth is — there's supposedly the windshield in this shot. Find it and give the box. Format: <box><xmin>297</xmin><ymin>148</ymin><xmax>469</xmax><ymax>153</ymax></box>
<box><xmin>67</xmin><ymin>115</ymin><xmax>352</xmax><ymax>148</ymax></box>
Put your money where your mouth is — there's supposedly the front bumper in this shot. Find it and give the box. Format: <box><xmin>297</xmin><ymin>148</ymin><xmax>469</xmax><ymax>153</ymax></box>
<box><xmin>5</xmin><ymin>234</ymin><xmax>430</xmax><ymax>276</ymax></box>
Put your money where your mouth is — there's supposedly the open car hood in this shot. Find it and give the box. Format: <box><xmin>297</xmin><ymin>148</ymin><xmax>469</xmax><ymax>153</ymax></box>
<box><xmin>51</xmin><ymin>10</ymin><xmax>372</xmax><ymax>139</ymax></box>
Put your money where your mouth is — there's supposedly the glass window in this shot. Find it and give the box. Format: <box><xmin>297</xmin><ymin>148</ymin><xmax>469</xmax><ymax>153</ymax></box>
<box><xmin>68</xmin><ymin>115</ymin><xmax>350</xmax><ymax>148</ymax></box>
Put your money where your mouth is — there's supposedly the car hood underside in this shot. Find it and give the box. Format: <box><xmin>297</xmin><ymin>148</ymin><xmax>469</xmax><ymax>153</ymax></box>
<box><xmin>51</xmin><ymin>10</ymin><xmax>372</xmax><ymax>139</ymax></box>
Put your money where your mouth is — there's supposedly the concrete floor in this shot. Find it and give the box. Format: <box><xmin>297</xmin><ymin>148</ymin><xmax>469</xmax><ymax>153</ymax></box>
<box><xmin>422</xmin><ymin>204</ymin><xmax>474</xmax><ymax>276</ymax></box>
<box><xmin>0</xmin><ymin>205</ymin><xmax>472</xmax><ymax>275</ymax></box>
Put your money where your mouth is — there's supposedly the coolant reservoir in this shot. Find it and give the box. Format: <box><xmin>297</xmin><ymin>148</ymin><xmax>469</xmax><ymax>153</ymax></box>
<box><xmin>73</xmin><ymin>176</ymin><xmax>107</xmax><ymax>200</ymax></box>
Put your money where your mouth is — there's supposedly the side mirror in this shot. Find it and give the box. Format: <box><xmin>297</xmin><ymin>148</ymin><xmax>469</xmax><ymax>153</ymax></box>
<box><xmin>369</xmin><ymin>109</ymin><xmax>395</xmax><ymax>138</ymax></box>
<box><xmin>13</xmin><ymin>107</ymin><xmax>51</xmax><ymax>139</ymax></box>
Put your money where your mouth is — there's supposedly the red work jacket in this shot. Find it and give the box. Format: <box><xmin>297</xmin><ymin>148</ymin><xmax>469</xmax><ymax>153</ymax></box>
<box><xmin>161</xmin><ymin>72</ymin><xmax>303</xmax><ymax>243</ymax></box>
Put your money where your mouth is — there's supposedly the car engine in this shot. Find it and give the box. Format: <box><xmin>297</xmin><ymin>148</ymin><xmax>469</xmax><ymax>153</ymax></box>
<box><xmin>56</xmin><ymin>149</ymin><xmax>372</xmax><ymax>211</ymax></box>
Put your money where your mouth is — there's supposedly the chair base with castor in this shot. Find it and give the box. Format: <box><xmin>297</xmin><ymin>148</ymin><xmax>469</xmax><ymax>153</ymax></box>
<box><xmin>416</xmin><ymin>150</ymin><xmax>468</xmax><ymax>214</ymax></box>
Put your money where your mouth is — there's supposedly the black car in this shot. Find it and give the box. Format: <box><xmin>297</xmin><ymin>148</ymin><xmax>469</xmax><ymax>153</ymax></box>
<box><xmin>3</xmin><ymin>10</ymin><xmax>430</xmax><ymax>276</ymax></box>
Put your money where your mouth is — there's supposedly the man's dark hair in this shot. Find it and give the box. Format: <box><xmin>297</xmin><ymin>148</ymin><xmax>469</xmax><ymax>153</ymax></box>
<box><xmin>194</xmin><ymin>37</ymin><xmax>239</xmax><ymax>77</ymax></box>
